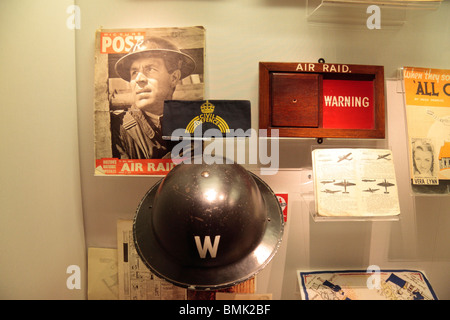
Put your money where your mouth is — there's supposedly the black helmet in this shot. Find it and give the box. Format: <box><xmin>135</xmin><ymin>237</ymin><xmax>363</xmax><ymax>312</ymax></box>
<box><xmin>115</xmin><ymin>36</ymin><xmax>196</xmax><ymax>82</ymax></box>
<box><xmin>133</xmin><ymin>161</ymin><xmax>284</xmax><ymax>290</ymax></box>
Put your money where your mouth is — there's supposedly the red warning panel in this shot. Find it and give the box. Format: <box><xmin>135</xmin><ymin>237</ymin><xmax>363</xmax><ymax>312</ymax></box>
<box><xmin>322</xmin><ymin>79</ymin><xmax>375</xmax><ymax>130</ymax></box>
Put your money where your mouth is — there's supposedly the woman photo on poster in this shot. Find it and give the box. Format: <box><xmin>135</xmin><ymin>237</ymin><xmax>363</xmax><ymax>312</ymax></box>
<box><xmin>411</xmin><ymin>138</ymin><xmax>435</xmax><ymax>178</ymax></box>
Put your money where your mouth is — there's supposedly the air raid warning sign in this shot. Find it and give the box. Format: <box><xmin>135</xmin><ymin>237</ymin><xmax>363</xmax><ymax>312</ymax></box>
<box><xmin>259</xmin><ymin>61</ymin><xmax>384</xmax><ymax>139</ymax></box>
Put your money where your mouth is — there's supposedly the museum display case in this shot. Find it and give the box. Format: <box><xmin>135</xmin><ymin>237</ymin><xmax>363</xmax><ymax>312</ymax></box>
<box><xmin>1</xmin><ymin>0</ymin><xmax>448</xmax><ymax>302</ymax></box>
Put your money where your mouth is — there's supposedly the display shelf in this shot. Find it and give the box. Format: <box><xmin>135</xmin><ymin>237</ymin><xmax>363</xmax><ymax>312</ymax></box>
<box><xmin>304</xmin><ymin>194</ymin><xmax>401</xmax><ymax>222</ymax></box>
<box><xmin>310</xmin><ymin>207</ymin><xmax>401</xmax><ymax>222</ymax></box>
<box><xmin>410</xmin><ymin>181</ymin><xmax>450</xmax><ymax>195</ymax></box>
<box><xmin>306</xmin><ymin>0</ymin><xmax>442</xmax><ymax>26</ymax></box>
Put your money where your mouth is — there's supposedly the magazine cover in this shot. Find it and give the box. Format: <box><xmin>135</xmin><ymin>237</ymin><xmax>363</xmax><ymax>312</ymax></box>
<box><xmin>94</xmin><ymin>26</ymin><xmax>205</xmax><ymax>176</ymax></box>
<box><xmin>403</xmin><ymin>67</ymin><xmax>450</xmax><ymax>186</ymax></box>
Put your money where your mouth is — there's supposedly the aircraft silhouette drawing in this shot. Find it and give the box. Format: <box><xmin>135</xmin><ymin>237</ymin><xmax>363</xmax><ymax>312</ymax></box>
<box><xmin>320</xmin><ymin>180</ymin><xmax>335</xmax><ymax>185</ymax></box>
<box><xmin>321</xmin><ymin>189</ymin><xmax>340</xmax><ymax>194</ymax></box>
<box><xmin>337</xmin><ymin>153</ymin><xmax>352</xmax><ymax>162</ymax></box>
<box><xmin>362</xmin><ymin>179</ymin><xmax>376</xmax><ymax>182</ymax></box>
<box><xmin>377</xmin><ymin>153</ymin><xmax>391</xmax><ymax>160</ymax></box>
<box><xmin>363</xmin><ymin>188</ymin><xmax>379</xmax><ymax>193</ymax></box>
<box><xmin>334</xmin><ymin>180</ymin><xmax>356</xmax><ymax>193</ymax></box>
<box><xmin>377</xmin><ymin>179</ymin><xmax>395</xmax><ymax>194</ymax></box>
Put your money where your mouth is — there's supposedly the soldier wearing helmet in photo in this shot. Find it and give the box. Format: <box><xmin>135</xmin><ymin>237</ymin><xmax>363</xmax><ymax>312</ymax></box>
<box><xmin>112</xmin><ymin>37</ymin><xmax>196</xmax><ymax>159</ymax></box>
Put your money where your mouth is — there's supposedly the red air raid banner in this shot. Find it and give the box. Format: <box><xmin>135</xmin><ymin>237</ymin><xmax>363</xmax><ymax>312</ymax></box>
<box><xmin>322</xmin><ymin>80</ymin><xmax>374</xmax><ymax>130</ymax></box>
<box><xmin>96</xmin><ymin>158</ymin><xmax>178</xmax><ymax>175</ymax></box>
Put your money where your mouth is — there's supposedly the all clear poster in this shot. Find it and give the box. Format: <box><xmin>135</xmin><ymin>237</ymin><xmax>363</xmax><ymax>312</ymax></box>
<box><xmin>403</xmin><ymin>67</ymin><xmax>450</xmax><ymax>193</ymax></box>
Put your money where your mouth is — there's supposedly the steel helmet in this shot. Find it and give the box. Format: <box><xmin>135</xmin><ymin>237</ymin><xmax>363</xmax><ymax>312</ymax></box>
<box><xmin>133</xmin><ymin>161</ymin><xmax>284</xmax><ymax>290</ymax></box>
<box><xmin>115</xmin><ymin>36</ymin><xmax>196</xmax><ymax>82</ymax></box>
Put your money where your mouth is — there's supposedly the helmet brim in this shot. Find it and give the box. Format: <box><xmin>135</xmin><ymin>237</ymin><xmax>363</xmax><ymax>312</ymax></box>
<box><xmin>133</xmin><ymin>171</ymin><xmax>284</xmax><ymax>290</ymax></box>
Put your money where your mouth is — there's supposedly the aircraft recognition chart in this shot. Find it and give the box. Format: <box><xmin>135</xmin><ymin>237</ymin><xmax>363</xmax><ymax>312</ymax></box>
<box><xmin>312</xmin><ymin>148</ymin><xmax>400</xmax><ymax>218</ymax></box>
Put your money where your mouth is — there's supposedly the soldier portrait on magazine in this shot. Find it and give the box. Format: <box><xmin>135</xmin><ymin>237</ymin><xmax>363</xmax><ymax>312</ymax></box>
<box><xmin>94</xmin><ymin>27</ymin><xmax>205</xmax><ymax>175</ymax></box>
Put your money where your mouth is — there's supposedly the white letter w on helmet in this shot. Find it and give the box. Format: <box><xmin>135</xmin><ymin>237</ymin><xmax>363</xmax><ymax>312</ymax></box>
<box><xmin>194</xmin><ymin>235</ymin><xmax>220</xmax><ymax>258</ymax></box>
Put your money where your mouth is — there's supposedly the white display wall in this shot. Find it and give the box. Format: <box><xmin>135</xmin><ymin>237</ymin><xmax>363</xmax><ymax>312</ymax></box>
<box><xmin>1</xmin><ymin>0</ymin><xmax>449</xmax><ymax>299</ymax></box>
<box><xmin>0</xmin><ymin>0</ymin><xmax>85</xmax><ymax>299</ymax></box>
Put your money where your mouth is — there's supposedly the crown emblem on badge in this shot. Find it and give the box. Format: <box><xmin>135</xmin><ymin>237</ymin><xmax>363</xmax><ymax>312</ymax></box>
<box><xmin>201</xmin><ymin>100</ymin><xmax>215</xmax><ymax>114</ymax></box>
<box><xmin>186</xmin><ymin>100</ymin><xmax>230</xmax><ymax>134</ymax></box>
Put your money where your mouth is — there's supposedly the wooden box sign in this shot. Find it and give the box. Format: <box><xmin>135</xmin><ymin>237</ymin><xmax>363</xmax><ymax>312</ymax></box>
<box><xmin>259</xmin><ymin>62</ymin><xmax>385</xmax><ymax>139</ymax></box>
